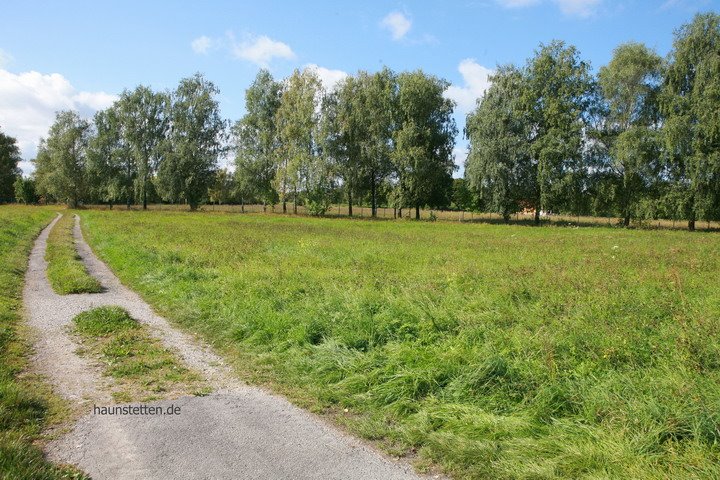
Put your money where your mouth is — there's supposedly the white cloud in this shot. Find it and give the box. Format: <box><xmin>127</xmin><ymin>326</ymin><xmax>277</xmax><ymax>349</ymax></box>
<box><xmin>305</xmin><ymin>64</ymin><xmax>348</xmax><ymax>92</ymax></box>
<box><xmin>191</xmin><ymin>35</ymin><xmax>213</xmax><ymax>54</ymax></box>
<box><xmin>554</xmin><ymin>0</ymin><xmax>601</xmax><ymax>17</ymax></box>
<box><xmin>0</xmin><ymin>69</ymin><xmax>117</xmax><ymax>173</ymax></box>
<box><xmin>380</xmin><ymin>12</ymin><xmax>412</xmax><ymax>40</ymax></box>
<box><xmin>231</xmin><ymin>34</ymin><xmax>295</xmax><ymax>66</ymax></box>
<box><xmin>444</xmin><ymin>59</ymin><xmax>493</xmax><ymax>114</ymax></box>
<box><xmin>496</xmin><ymin>0</ymin><xmax>601</xmax><ymax>17</ymax></box>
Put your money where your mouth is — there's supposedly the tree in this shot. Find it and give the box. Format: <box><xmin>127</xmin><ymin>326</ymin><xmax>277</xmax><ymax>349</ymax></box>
<box><xmin>323</xmin><ymin>75</ymin><xmax>363</xmax><ymax>216</ymax></box>
<box><xmin>86</xmin><ymin>107</ymin><xmax>134</xmax><ymax>208</ymax></box>
<box><xmin>356</xmin><ymin>68</ymin><xmax>397</xmax><ymax>217</ymax></box>
<box><xmin>451</xmin><ymin>177</ymin><xmax>473</xmax><ymax>211</ymax></box>
<box><xmin>233</xmin><ymin>69</ymin><xmax>282</xmax><ymax>210</ymax></box>
<box><xmin>116</xmin><ymin>86</ymin><xmax>169</xmax><ymax>209</ymax></box>
<box><xmin>598</xmin><ymin>42</ymin><xmax>663</xmax><ymax>226</ymax></box>
<box><xmin>208</xmin><ymin>168</ymin><xmax>235</xmax><ymax>205</ymax></box>
<box><xmin>0</xmin><ymin>128</ymin><xmax>22</xmax><ymax>202</ymax></box>
<box><xmin>34</xmin><ymin>111</ymin><xmax>90</xmax><ymax>207</ymax></box>
<box><xmin>157</xmin><ymin>74</ymin><xmax>226</xmax><ymax>210</ymax></box>
<box><xmin>275</xmin><ymin>68</ymin><xmax>328</xmax><ymax>214</ymax></box>
<box><xmin>13</xmin><ymin>176</ymin><xmax>37</xmax><ymax>204</ymax></box>
<box><xmin>465</xmin><ymin>65</ymin><xmax>533</xmax><ymax>222</ymax></box>
<box><xmin>393</xmin><ymin>70</ymin><xmax>457</xmax><ymax>219</ymax></box>
<box><xmin>523</xmin><ymin>41</ymin><xmax>594</xmax><ymax>224</ymax></box>
<box><xmin>662</xmin><ymin>13</ymin><xmax>720</xmax><ymax>230</ymax></box>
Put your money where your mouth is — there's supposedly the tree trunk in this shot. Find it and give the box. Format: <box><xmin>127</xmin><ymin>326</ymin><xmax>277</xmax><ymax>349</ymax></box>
<box><xmin>283</xmin><ymin>199</ymin><xmax>287</xmax><ymax>213</ymax></box>
<box><xmin>623</xmin><ymin>212</ymin><xmax>631</xmax><ymax>227</ymax></box>
<box><xmin>503</xmin><ymin>212</ymin><xmax>511</xmax><ymax>224</ymax></box>
<box><xmin>371</xmin><ymin>174</ymin><xmax>377</xmax><ymax>217</ymax></box>
<box><xmin>293</xmin><ymin>188</ymin><xmax>297</xmax><ymax>214</ymax></box>
<box><xmin>241</xmin><ymin>198</ymin><xmax>245</xmax><ymax>213</ymax></box>
<box><xmin>348</xmin><ymin>189</ymin><xmax>353</xmax><ymax>217</ymax></box>
<box><xmin>415</xmin><ymin>205</ymin><xmax>420</xmax><ymax>220</ymax></box>
<box><xmin>534</xmin><ymin>208</ymin><xmax>540</xmax><ymax>226</ymax></box>
<box><xmin>688</xmin><ymin>194</ymin><xmax>696</xmax><ymax>231</ymax></box>
<box><xmin>143</xmin><ymin>177</ymin><xmax>148</xmax><ymax>210</ymax></box>
<box><xmin>398</xmin><ymin>207</ymin><xmax>402</xmax><ymax>218</ymax></box>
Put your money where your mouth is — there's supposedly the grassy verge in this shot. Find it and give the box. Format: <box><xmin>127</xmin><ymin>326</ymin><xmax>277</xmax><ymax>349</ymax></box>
<box><xmin>46</xmin><ymin>214</ymin><xmax>102</xmax><ymax>295</ymax></box>
<box><xmin>72</xmin><ymin>306</ymin><xmax>208</xmax><ymax>402</ymax></box>
<box><xmin>79</xmin><ymin>209</ymin><xmax>720</xmax><ymax>479</ymax></box>
<box><xmin>0</xmin><ymin>205</ymin><xmax>88</xmax><ymax>480</ymax></box>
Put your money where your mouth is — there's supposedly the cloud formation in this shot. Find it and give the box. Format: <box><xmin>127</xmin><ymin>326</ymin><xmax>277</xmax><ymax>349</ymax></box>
<box><xmin>231</xmin><ymin>35</ymin><xmax>295</xmax><ymax>66</ymax></box>
<box><xmin>380</xmin><ymin>12</ymin><xmax>412</xmax><ymax>40</ymax></box>
<box><xmin>444</xmin><ymin>59</ymin><xmax>493</xmax><ymax>114</ymax></box>
<box><xmin>193</xmin><ymin>32</ymin><xmax>296</xmax><ymax>66</ymax></box>
<box><xmin>0</xmin><ymin>69</ymin><xmax>117</xmax><ymax>173</ymax></box>
<box><xmin>496</xmin><ymin>0</ymin><xmax>601</xmax><ymax>17</ymax></box>
<box><xmin>191</xmin><ymin>36</ymin><xmax>213</xmax><ymax>54</ymax></box>
<box><xmin>304</xmin><ymin>64</ymin><xmax>348</xmax><ymax>92</ymax></box>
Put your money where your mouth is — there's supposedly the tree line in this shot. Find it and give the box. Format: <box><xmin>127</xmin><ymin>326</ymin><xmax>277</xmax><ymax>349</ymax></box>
<box><xmin>466</xmin><ymin>12</ymin><xmax>720</xmax><ymax>230</ymax></box>
<box><xmin>2</xmin><ymin>12</ymin><xmax>718</xmax><ymax>230</ymax></box>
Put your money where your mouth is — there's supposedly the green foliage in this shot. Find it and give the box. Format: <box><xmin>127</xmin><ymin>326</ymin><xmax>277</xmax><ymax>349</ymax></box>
<box><xmin>0</xmin><ymin>205</ymin><xmax>83</xmax><ymax>479</ymax></box>
<box><xmin>45</xmin><ymin>214</ymin><xmax>102</xmax><ymax>295</ymax></box>
<box><xmin>117</xmin><ymin>86</ymin><xmax>170</xmax><ymax>209</ymax></box>
<box><xmin>524</xmin><ymin>40</ymin><xmax>594</xmax><ymax>219</ymax></box>
<box><xmin>33</xmin><ymin>111</ymin><xmax>90</xmax><ymax>208</ymax></box>
<box><xmin>13</xmin><ymin>177</ymin><xmax>36</xmax><ymax>205</ymax></box>
<box><xmin>598</xmin><ymin>42</ymin><xmax>664</xmax><ymax>226</ymax></box>
<box><xmin>450</xmin><ymin>178</ymin><xmax>473</xmax><ymax>211</ymax></box>
<box><xmin>275</xmin><ymin>68</ymin><xmax>331</xmax><ymax>213</ymax></box>
<box><xmin>86</xmin><ymin>106</ymin><xmax>134</xmax><ymax>207</ymax></box>
<box><xmin>73</xmin><ymin>306</ymin><xmax>205</xmax><ymax>401</ymax></box>
<box><xmin>233</xmin><ymin>69</ymin><xmax>282</xmax><ymax>207</ymax></box>
<box><xmin>394</xmin><ymin>70</ymin><xmax>457</xmax><ymax>218</ymax></box>
<box><xmin>80</xmin><ymin>210</ymin><xmax>720</xmax><ymax>478</ymax></box>
<box><xmin>465</xmin><ymin>65</ymin><xmax>532</xmax><ymax>221</ymax></box>
<box><xmin>156</xmin><ymin>73</ymin><xmax>226</xmax><ymax>210</ymax></box>
<box><xmin>208</xmin><ymin>168</ymin><xmax>235</xmax><ymax>205</ymax></box>
<box><xmin>662</xmin><ymin>12</ymin><xmax>720</xmax><ymax>229</ymax></box>
<box><xmin>0</xmin><ymin>128</ymin><xmax>21</xmax><ymax>202</ymax></box>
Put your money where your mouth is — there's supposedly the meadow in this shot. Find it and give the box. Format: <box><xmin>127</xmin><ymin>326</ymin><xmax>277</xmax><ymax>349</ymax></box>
<box><xmin>77</xmin><ymin>209</ymin><xmax>720</xmax><ymax>479</ymax></box>
<box><xmin>0</xmin><ymin>205</ymin><xmax>86</xmax><ymax>479</ymax></box>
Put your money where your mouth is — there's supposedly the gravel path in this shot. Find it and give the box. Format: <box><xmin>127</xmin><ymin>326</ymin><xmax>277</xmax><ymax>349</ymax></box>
<box><xmin>25</xmin><ymin>214</ymin><xmax>428</xmax><ymax>480</ymax></box>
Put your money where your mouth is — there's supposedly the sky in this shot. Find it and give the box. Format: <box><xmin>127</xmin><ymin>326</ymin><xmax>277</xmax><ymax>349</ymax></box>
<box><xmin>1</xmin><ymin>0</ymin><xmax>717</xmax><ymax>176</ymax></box>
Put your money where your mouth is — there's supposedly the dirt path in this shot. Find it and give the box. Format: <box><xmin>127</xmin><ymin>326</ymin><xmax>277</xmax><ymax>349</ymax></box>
<box><xmin>25</xmin><ymin>214</ymin><xmax>427</xmax><ymax>480</ymax></box>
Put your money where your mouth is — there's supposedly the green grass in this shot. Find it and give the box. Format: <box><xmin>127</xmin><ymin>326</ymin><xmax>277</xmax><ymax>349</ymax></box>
<box><xmin>73</xmin><ymin>306</ymin><xmax>207</xmax><ymax>402</ymax></box>
<box><xmin>45</xmin><ymin>214</ymin><xmax>102</xmax><ymax>295</ymax></box>
<box><xmin>0</xmin><ymin>205</ymin><xmax>88</xmax><ymax>480</ymax></box>
<box><xmin>79</xmin><ymin>209</ymin><xmax>720</xmax><ymax>479</ymax></box>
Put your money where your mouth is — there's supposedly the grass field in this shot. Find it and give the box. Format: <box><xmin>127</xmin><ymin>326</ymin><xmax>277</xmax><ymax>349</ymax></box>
<box><xmin>45</xmin><ymin>214</ymin><xmax>102</xmax><ymax>295</ymax></box>
<box><xmin>78</xmin><ymin>209</ymin><xmax>720</xmax><ymax>479</ymax></box>
<box><xmin>0</xmin><ymin>205</ymin><xmax>87</xmax><ymax>480</ymax></box>
<box><xmin>73</xmin><ymin>306</ymin><xmax>207</xmax><ymax>402</ymax></box>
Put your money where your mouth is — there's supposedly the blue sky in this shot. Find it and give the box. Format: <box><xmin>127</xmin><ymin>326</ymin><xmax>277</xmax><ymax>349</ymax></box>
<box><xmin>1</xmin><ymin>0</ymin><xmax>717</xmax><ymax>175</ymax></box>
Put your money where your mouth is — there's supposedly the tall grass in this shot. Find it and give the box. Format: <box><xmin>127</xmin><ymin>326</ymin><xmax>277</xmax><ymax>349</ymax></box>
<box><xmin>80</xmin><ymin>210</ymin><xmax>720</xmax><ymax>479</ymax></box>
<box><xmin>0</xmin><ymin>205</ymin><xmax>87</xmax><ymax>480</ymax></box>
<box><xmin>45</xmin><ymin>213</ymin><xmax>102</xmax><ymax>295</ymax></box>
